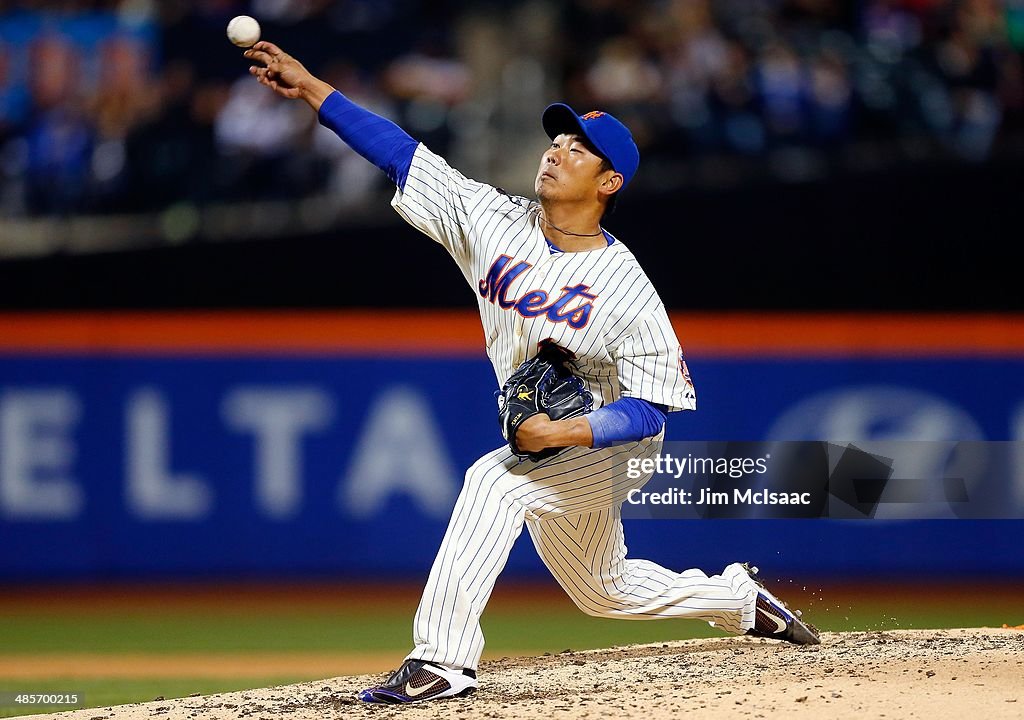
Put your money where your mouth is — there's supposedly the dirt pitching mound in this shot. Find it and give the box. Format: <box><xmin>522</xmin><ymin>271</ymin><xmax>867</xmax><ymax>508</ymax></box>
<box><xmin>29</xmin><ymin>628</ymin><xmax>1024</xmax><ymax>720</ymax></box>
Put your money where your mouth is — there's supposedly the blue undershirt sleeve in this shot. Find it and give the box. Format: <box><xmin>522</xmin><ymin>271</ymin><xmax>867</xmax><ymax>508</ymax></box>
<box><xmin>587</xmin><ymin>398</ymin><xmax>668</xmax><ymax>448</ymax></box>
<box><xmin>317</xmin><ymin>90</ymin><xmax>418</xmax><ymax>189</ymax></box>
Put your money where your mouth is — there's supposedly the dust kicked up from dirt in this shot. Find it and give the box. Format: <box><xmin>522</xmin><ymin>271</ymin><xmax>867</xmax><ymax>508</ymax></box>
<box><xmin>24</xmin><ymin>628</ymin><xmax>1024</xmax><ymax>720</ymax></box>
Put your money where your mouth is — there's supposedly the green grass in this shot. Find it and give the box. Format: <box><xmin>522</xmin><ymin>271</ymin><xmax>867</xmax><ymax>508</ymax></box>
<box><xmin>0</xmin><ymin>611</ymin><xmax>408</xmax><ymax>654</ymax></box>
<box><xmin>784</xmin><ymin>601</ymin><xmax>1016</xmax><ymax>633</ymax></box>
<box><xmin>0</xmin><ymin>586</ymin><xmax>1019</xmax><ymax>715</ymax></box>
<box><xmin>0</xmin><ymin>608</ymin><xmax>723</xmax><ymax>656</ymax></box>
<box><xmin>0</xmin><ymin>598</ymin><xmax>1015</xmax><ymax>657</ymax></box>
<box><xmin>0</xmin><ymin>601</ymin><xmax>727</xmax><ymax>716</ymax></box>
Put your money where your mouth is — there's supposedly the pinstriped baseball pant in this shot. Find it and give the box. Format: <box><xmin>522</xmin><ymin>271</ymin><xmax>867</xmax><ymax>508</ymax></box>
<box><xmin>406</xmin><ymin>439</ymin><xmax>760</xmax><ymax>671</ymax></box>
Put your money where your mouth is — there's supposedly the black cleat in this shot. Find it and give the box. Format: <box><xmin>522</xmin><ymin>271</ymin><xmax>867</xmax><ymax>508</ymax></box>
<box><xmin>357</xmin><ymin>659</ymin><xmax>478</xmax><ymax>703</ymax></box>
<box><xmin>742</xmin><ymin>563</ymin><xmax>821</xmax><ymax>645</ymax></box>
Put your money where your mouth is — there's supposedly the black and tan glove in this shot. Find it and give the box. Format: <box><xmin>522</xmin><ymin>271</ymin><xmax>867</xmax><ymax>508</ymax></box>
<box><xmin>497</xmin><ymin>341</ymin><xmax>594</xmax><ymax>461</ymax></box>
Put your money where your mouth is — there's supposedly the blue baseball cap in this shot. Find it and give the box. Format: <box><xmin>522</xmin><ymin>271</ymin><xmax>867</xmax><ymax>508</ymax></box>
<box><xmin>542</xmin><ymin>103</ymin><xmax>640</xmax><ymax>189</ymax></box>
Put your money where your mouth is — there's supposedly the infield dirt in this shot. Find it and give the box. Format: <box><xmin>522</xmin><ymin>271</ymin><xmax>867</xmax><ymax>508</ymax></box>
<box><xmin>21</xmin><ymin>628</ymin><xmax>1024</xmax><ymax>720</ymax></box>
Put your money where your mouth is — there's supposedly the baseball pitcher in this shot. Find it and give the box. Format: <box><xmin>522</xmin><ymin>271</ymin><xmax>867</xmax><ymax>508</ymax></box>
<box><xmin>245</xmin><ymin>40</ymin><xmax>819</xmax><ymax>704</ymax></box>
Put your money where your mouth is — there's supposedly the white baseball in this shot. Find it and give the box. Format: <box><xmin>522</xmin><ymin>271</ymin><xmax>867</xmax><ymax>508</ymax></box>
<box><xmin>227</xmin><ymin>15</ymin><xmax>261</xmax><ymax>48</ymax></box>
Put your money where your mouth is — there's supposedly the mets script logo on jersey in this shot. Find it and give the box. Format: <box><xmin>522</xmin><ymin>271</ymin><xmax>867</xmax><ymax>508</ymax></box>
<box><xmin>479</xmin><ymin>255</ymin><xmax>597</xmax><ymax>330</ymax></box>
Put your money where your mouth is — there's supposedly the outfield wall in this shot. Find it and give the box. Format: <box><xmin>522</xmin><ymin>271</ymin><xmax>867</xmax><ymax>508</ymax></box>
<box><xmin>1</xmin><ymin>312</ymin><xmax>1022</xmax><ymax>580</ymax></box>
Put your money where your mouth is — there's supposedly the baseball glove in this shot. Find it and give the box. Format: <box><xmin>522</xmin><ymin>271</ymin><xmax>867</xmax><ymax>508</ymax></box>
<box><xmin>497</xmin><ymin>341</ymin><xmax>594</xmax><ymax>461</ymax></box>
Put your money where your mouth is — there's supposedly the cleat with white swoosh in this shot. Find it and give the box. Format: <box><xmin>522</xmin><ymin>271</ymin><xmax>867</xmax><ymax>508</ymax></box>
<box><xmin>356</xmin><ymin>659</ymin><xmax>478</xmax><ymax>703</ymax></box>
<box><xmin>742</xmin><ymin>563</ymin><xmax>821</xmax><ymax>645</ymax></box>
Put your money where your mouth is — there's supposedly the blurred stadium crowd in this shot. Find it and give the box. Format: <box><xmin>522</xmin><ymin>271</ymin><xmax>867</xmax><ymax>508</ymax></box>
<box><xmin>1</xmin><ymin>0</ymin><xmax>1023</xmax><ymax>219</ymax></box>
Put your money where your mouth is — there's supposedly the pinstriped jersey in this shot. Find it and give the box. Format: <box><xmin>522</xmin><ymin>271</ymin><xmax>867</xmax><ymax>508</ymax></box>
<box><xmin>391</xmin><ymin>144</ymin><xmax>696</xmax><ymax>413</ymax></box>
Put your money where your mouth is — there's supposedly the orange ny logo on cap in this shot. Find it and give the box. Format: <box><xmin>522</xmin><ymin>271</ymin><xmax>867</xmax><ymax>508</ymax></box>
<box><xmin>581</xmin><ymin>111</ymin><xmax>606</xmax><ymax>120</ymax></box>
